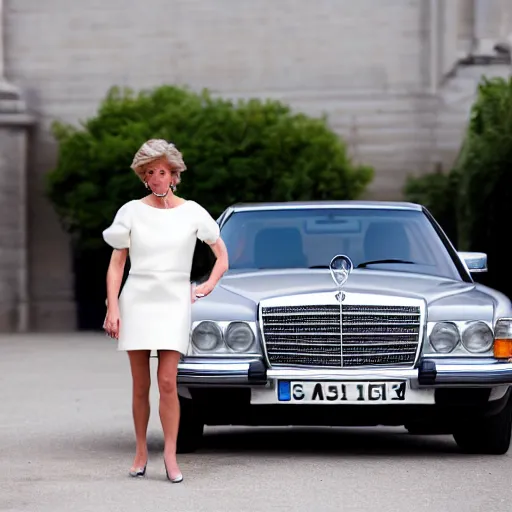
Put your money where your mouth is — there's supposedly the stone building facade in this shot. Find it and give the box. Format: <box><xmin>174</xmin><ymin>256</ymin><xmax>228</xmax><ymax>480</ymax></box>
<box><xmin>1</xmin><ymin>0</ymin><xmax>511</xmax><ymax>332</ymax></box>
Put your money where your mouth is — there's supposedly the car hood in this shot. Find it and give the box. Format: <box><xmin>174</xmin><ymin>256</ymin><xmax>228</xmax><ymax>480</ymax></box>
<box><xmin>192</xmin><ymin>269</ymin><xmax>508</xmax><ymax>323</ymax></box>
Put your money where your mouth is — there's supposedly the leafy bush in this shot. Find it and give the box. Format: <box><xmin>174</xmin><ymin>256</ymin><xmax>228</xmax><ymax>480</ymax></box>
<box><xmin>45</xmin><ymin>84</ymin><xmax>374</xmax><ymax>328</ymax></box>
<box><xmin>455</xmin><ymin>76</ymin><xmax>512</xmax><ymax>293</ymax></box>
<box><xmin>46</xmin><ymin>85</ymin><xmax>373</xmax><ymax>251</ymax></box>
<box><xmin>403</xmin><ymin>170</ymin><xmax>459</xmax><ymax>243</ymax></box>
<box><xmin>405</xmin><ymin>76</ymin><xmax>512</xmax><ymax>297</ymax></box>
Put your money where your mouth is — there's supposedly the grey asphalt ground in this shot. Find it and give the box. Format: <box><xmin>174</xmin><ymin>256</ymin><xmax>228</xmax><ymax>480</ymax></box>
<box><xmin>2</xmin><ymin>333</ymin><xmax>512</xmax><ymax>512</ymax></box>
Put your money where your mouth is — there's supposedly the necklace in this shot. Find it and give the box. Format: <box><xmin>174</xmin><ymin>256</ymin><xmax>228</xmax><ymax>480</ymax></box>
<box><xmin>150</xmin><ymin>189</ymin><xmax>173</xmax><ymax>209</ymax></box>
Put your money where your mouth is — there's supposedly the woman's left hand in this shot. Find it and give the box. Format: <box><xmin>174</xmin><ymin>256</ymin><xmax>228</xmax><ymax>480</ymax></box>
<box><xmin>194</xmin><ymin>280</ymin><xmax>215</xmax><ymax>299</ymax></box>
<box><xmin>192</xmin><ymin>238</ymin><xmax>228</xmax><ymax>302</ymax></box>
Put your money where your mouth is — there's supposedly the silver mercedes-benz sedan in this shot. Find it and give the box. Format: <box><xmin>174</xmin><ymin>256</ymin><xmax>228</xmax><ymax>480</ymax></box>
<box><xmin>177</xmin><ymin>201</ymin><xmax>512</xmax><ymax>455</ymax></box>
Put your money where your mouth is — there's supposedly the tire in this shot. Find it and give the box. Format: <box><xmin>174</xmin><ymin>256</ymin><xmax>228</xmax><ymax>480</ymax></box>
<box><xmin>176</xmin><ymin>394</ymin><xmax>204</xmax><ymax>454</ymax></box>
<box><xmin>453</xmin><ymin>397</ymin><xmax>512</xmax><ymax>455</ymax></box>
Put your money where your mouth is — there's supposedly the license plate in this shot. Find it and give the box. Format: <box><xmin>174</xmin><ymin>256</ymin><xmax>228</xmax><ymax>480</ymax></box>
<box><xmin>277</xmin><ymin>380</ymin><xmax>407</xmax><ymax>403</ymax></box>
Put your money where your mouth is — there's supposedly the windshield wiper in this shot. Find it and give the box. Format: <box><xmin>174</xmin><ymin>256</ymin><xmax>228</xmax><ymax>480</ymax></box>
<box><xmin>309</xmin><ymin>265</ymin><xmax>329</xmax><ymax>269</ymax></box>
<box><xmin>357</xmin><ymin>259</ymin><xmax>416</xmax><ymax>268</ymax></box>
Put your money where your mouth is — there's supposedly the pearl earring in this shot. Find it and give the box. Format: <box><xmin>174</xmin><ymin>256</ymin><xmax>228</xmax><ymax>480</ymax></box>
<box><xmin>144</xmin><ymin>182</ymin><xmax>149</xmax><ymax>189</ymax></box>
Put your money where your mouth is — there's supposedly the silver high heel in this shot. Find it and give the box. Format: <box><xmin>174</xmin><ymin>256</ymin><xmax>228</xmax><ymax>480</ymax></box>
<box><xmin>164</xmin><ymin>461</ymin><xmax>183</xmax><ymax>483</ymax></box>
<box><xmin>129</xmin><ymin>464</ymin><xmax>147</xmax><ymax>478</ymax></box>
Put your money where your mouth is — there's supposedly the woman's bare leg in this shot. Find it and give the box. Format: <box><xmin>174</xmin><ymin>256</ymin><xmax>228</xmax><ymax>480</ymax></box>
<box><xmin>157</xmin><ymin>350</ymin><xmax>182</xmax><ymax>478</ymax></box>
<box><xmin>127</xmin><ymin>350</ymin><xmax>151</xmax><ymax>470</ymax></box>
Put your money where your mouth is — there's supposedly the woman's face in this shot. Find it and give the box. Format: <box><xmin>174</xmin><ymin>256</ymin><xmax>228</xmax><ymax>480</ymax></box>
<box><xmin>144</xmin><ymin>157</ymin><xmax>176</xmax><ymax>195</ymax></box>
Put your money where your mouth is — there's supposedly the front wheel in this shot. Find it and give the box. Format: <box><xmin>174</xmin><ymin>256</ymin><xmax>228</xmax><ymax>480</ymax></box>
<box><xmin>453</xmin><ymin>396</ymin><xmax>512</xmax><ymax>455</ymax></box>
<box><xmin>176</xmin><ymin>394</ymin><xmax>204</xmax><ymax>453</ymax></box>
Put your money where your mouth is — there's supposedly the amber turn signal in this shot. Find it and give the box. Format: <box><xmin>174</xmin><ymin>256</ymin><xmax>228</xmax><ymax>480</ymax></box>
<box><xmin>494</xmin><ymin>339</ymin><xmax>512</xmax><ymax>359</ymax></box>
<box><xmin>494</xmin><ymin>319</ymin><xmax>512</xmax><ymax>359</ymax></box>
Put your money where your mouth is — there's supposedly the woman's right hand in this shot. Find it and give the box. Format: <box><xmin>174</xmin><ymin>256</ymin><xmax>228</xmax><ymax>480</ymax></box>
<box><xmin>103</xmin><ymin>306</ymin><xmax>121</xmax><ymax>339</ymax></box>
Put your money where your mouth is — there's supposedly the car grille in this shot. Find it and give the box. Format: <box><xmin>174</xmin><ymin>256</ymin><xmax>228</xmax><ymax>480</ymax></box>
<box><xmin>261</xmin><ymin>304</ymin><xmax>421</xmax><ymax>368</ymax></box>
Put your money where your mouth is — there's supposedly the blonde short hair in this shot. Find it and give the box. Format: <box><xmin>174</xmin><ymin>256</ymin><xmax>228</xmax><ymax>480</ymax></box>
<box><xmin>130</xmin><ymin>139</ymin><xmax>187</xmax><ymax>182</ymax></box>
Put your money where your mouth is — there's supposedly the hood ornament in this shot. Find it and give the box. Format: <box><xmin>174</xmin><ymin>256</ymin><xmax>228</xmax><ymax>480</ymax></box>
<box><xmin>329</xmin><ymin>254</ymin><xmax>353</xmax><ymax>302</ymax></box>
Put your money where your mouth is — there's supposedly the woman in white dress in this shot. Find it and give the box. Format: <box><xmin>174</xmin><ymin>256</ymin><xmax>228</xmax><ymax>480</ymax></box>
<box><xmin>102</xmin><ymin>139</ymin><xmax>229</xmax><ymax>483</ymax></box>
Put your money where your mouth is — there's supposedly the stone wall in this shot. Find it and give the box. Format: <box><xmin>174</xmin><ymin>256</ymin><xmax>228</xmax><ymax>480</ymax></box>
<box><xmin>0</xmin><ymin>1</ymin><xmax>33</xmax><ymax>331</ymax></box>
<box><xmin>2</xmin><ymin>0</ymin><xmax>437</xmax><ymax>330</ymax></box>
<box><xmin>1</xmin><ymin>0</ymin><xmax>510</xmax><ymax>330</ymax></box>
<box><xmin>0</xmin><ymin>110</ymin><xmax>32</xmax><ymax>331</ymax></box>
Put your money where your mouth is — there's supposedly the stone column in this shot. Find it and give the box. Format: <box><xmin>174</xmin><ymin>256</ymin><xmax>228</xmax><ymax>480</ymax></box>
<box><xmin>439</xmin><ymin>0</ymin><xmax>460</xmax><ymax>76</ymax></box>
<box><xmin>0</xmin><ymin>0</ymin><xmax>35</xmax><ymax>331</ymax></box>
<box><xmin>457</xmin><ymin>0</ymin><xmax>475</xmax><ymax>57</ymax></box>
<box><xmin>474</xmin><ymin>0</ymin><xmax>512</xmax><ymax>56</ymax></box>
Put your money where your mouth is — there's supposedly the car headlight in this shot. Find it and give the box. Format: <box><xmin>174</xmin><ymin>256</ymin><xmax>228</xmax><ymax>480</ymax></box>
<box><xmin>191</xmin><ymin>321</ymin><xmax>223</xmax><ymax>351</ymax></box>
<box><xmin>225</xmin><ymin>322</ymin><xmax>255</xmax><ymax>352</ymax></box>
<box><xmin>462</xmin><ymin>321</ymin><xmax>494</xmax><ymax>353</ymax></box>
<box><xmin>429</xmin><ymin>322</ymin><xmax>460</xmax><ymax>353</ymax></box>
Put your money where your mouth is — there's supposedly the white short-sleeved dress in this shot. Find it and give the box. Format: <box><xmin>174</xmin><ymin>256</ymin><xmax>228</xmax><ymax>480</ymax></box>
<box><xmin>102</xmin><ymin>199</ymin><xmax>220</xmax><ymax>353</ymax></box>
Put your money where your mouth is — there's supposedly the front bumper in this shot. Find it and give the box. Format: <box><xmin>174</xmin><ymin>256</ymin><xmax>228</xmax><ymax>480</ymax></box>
<box><xmin>177</xmin><ymin>356</ymin><xmax>512</xmax><ymax>388</ymax></box>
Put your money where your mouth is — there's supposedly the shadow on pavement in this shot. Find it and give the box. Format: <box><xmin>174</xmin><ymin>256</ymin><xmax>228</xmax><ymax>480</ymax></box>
<box><xmin>50</xmin><ymin>427</ymin><xmax>467</xmax><ymax>460</ymax></box>
<box><xmin>192</xmin><ymin>427</ymin><xmax>460</xmax><ymax>457</ymax></box>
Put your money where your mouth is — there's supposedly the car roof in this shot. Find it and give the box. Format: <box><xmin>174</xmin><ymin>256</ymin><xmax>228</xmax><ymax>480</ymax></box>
<box><xmin>229</xmin><ymin>200</ymin><xmax>423</xmax><ymax>212</ymax></box>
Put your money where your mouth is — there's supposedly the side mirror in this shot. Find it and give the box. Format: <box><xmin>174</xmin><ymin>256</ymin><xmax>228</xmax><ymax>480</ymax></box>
<box><xmin>458</xmin><ymin>251</ymin><xmax>488</xmax><ymax>273</ymax></box>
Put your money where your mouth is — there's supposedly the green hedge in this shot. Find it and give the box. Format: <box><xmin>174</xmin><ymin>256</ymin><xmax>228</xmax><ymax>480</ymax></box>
<box><xmin>45</xmin><ymin>84</ymin><xmax>374</xmax><ymax>328</ymax></box>
<box><xmin>405</xmin><ymin>76</ymin><xmax>512</xmax><ymax>297</ymax></box>
<box><xmin>403</xmin><ymin>169</ymin><xmax>459</xmax><ymax>243</ymax></box>
<box><xmin>46</xmin><ymin>85</ymin><xmax>373</xmax><ymax>251</ymax></box>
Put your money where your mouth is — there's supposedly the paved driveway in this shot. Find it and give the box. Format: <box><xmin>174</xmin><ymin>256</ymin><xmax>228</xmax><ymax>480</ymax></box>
<box><xmin>2</xmin><ymin>333</ymin><xmax>512</xmax><ymax>512</ymax></box>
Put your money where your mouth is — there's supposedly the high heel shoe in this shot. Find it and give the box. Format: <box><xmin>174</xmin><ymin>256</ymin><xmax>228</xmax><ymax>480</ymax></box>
<box><xmin>129</xmin><ymin>463</ymin><xmax>147</xmax><ymax>478</ymax></box>
<box><xmin>164</xmin><ymin>461</ymin><xmax>183</xmax><ymax>483</ymax></box>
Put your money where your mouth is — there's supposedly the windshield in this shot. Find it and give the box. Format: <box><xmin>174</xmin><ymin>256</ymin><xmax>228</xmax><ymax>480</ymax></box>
<box><xmin>219</xmin><ymin>207</ymin><xmax>464</xmax><ymax>280</ymax></box>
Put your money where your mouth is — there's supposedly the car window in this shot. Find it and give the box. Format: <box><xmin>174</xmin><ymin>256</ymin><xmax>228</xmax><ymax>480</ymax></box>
<box><xmin>220</xmin><ymin>208</ymin><xmax>462</xmax><ymax>280</ymax></box>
